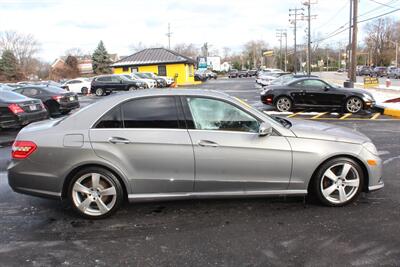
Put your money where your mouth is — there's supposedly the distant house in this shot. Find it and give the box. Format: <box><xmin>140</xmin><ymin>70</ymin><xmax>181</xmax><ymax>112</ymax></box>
<box><xmin>221</xmin><ymin>62</ymin><xmax>231</xmax><ymax>72</ymax></box>
<box><xmin>111</xmin><ymin>48</ymin><xmax>197</xmax><ymax>85</ymax></box>
<box><xmin>50</xmin><ymin>54</ymin><xmax>119</xmax><ymax>77</ymax></box>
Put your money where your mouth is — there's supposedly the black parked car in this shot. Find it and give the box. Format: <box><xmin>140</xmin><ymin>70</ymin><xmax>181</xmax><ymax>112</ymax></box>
<box><xmin>357</xmin><ymin>66</ymin><xmax>372</xmax><ymax>76</ymax></box>
<box><xmin>13</xmin><ymin>86</ymin><xmax>79</xmax><ymax>116</ymax></box>
<box><xmin>238</xmin><ymin>70</ymin><xmax>249</xmax><ymax>78</ymax></box>
<box><xmin>371</xmin><ymin>67</ymin><xmax>387</xmax><ymax>77</ymax></box>
<box><xmin>260</xmin><ymin>77</ymin><xmax>375</xmax><ymax>113</ymax></box>
<box><xmin>387</xmin><ymin>67</ymin><xmax>400</xmax><ymax>79</ymax></box>
<box><xmin>247</xmin><ymin>69</ymin><xmax>258</xmax><ymax>77</ymax></box>
<box><xmin>0</xmin><ymin>90</ymin><xmax>48</xmax><ymax>128</ymax></box>
<box><xmin>90</xmin><ymin>75</ymin><xmax>146</xmax><ymax>96</ymax></box>
<box><xmin>228</xmin><ymin>69</ymin><xmax>239</xmax><ymax>78</ymax></box>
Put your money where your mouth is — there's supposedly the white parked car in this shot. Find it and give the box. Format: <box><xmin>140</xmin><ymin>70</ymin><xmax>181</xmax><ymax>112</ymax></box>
<box><xmin>63</xmin><ymin>78</ymin><xmax>91</xmax><ymax>94</ymax></box>
<box><xmin>130</xmin><ymin>73</ymin><xmax>157</xmax><ymax>88</ymax></box>
<box><xmin>256</xmin><ymin>72</ymin><xmax>286</xmax><ymax>86</ymax></box>
<box><xmin>141</xmin><ymin>72</ymin><xmax>174</xmax><ymax>86</ymax></box>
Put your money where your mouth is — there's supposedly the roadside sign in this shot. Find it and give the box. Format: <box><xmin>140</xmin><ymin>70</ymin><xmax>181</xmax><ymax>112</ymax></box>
<box><xmin>363</xmin><ymin>77</ymin><xmax>379</xmax><ymax>88</ymax></box>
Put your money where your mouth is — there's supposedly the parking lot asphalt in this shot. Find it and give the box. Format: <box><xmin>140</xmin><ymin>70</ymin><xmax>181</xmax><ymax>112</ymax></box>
<box><xmin>0</xmin><ymin>78</ymin><xmax>399</xmax><ymax>266</ymax></box>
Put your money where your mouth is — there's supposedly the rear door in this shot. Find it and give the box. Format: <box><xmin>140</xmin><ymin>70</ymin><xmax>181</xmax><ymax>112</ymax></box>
<box><xmin>89</xmin><ymin>96</ymin><xmax>194</xmax><ymax>194</ymax></box>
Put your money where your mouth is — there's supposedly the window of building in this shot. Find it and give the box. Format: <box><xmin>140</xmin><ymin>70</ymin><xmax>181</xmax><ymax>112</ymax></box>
<box><xmin>158</xmin><ymin>65</ymin><xmax>167</xmax><ymax>76</ymax></box>
<box><xmin>122</xmin><ymin>66</ymin><xmax>129</xmax><ymax>72</ymax></box>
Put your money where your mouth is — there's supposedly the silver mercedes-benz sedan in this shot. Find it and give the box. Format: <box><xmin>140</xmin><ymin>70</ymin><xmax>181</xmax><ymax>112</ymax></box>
<box><xmin>8</xmin><ymin>89</ymin><xmax>383</xmax><ymax>219</ymax></box>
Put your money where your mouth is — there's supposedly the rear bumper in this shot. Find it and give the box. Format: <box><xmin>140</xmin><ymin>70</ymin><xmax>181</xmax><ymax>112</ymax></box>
<box><xmin>60</xmin><ymin>102</ymin><xmax>80</xmax><ymax>111</ymax></box>
<box><xmin>0</xmin><ymin>110</ymin><xmax>49</xmax><ymax>128</ymax></box>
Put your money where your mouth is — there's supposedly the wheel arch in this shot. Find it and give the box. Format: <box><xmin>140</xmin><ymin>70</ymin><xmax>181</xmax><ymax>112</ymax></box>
<box><xmin>343</xmin><ymin>95</ymin><xmax>365</xmax><ymax>109</ymax></box>
<box><xmin>273</xmin><ymin>94</ymin><xmax>294</xmax><ymax>106</ymax></box>
<box><xmin>61</xmin><ymin>163</ymin><xmax>129</xmax><ymax>201</ymax></box>
<box><xmin>307</xmin><ymin>154</ymin><xmax>369</xmax><ymax>193</ymax></box>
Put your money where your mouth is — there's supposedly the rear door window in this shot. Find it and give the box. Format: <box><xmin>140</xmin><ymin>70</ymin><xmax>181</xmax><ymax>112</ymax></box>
<box><xmin>122</xmin><ymin>97</ymin><xmax>179</xmax><ymax>129</ymax></box>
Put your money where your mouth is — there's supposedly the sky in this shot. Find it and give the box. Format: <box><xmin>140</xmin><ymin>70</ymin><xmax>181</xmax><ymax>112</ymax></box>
<box><xmin>0</xmin><ymin>0</ymin><xmax>399</xmax><ymax>62</ymax></box>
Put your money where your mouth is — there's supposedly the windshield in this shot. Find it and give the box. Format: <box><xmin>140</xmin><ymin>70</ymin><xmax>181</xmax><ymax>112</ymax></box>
<box><xmin>40</xmin><ymin>86</ymin><xmax>67</xmax><ymax>94</ymax></box>
<box><xmin>0</xmin><ymin>84</ymin><xmax>14</xmax><ymax>91</ymax></box>
<box><xmin>135</xmin><ymin>73</ymin><xmax>148</xmax><ymax>79</ymax></box>
<box><xmin>120</xmin><ymin>75</ymin><xmax>133</xmax><ymax>81</ymax></box>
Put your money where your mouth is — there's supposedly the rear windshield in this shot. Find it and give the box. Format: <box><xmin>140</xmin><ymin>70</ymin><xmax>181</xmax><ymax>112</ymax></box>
<box><xmin>0</xmin><ymin>90</ymin><xmax>28</xmax><ymax>101</ymax></box>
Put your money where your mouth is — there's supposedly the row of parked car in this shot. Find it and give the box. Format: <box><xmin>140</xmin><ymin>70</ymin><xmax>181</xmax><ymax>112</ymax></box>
<box><xmin>0</xmin><ymin>71</ymin><xmax>179</xmax><ymax>129</ymax></box>
<box><xmin>0</xmin><ymin>82</ymin><xmax>80</xmax><ymax>129</ymax></box>
<box><xmin>356</xmin><ymin>66</ymin><xmax>400</xmax><ymax>78</ymax></box>
<box><xmin>228</xmin><ymin>69</ymin><xmax>258</xmax><ymax>78</ymax></box>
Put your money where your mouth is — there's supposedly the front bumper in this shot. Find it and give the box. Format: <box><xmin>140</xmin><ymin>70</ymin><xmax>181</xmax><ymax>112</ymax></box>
<box><xmin>359</xmin><ymin>146</ymin><xmax>384</xmax><ymax>192</ymax></box>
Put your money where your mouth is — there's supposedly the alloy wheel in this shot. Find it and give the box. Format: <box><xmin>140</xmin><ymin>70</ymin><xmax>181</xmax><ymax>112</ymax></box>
<box><xmin>346</xmin><ymin>97</ymin><xmax>362</xmax><ymax>113</ymax></box>
<box><xmin>95</xmin><ymin>88</ymin><xmax>104</xmax><ymax>96</ymax></box>
<box><xmin>72</xmin><ymin>173</ymin><xmax>117</xmax><ymax>217</ymax></box>
<box><xmin>320</xmin><ymin>163</ymin><xmax>360</xmax><ymax>204</ymax></box>
<box><xmin>276</xmin><ymin>97</ymin><xmax>292</xmax><ymax>112</ymax></box>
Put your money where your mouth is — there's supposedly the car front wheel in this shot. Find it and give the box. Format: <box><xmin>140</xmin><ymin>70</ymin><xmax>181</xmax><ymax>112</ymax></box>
<box><xmin>312</xmin><ymin>157</ymin><xmax>364</xmax><ymax>207</ymax></box>
<box><xmin>275</xmin><ymin>96</ymin><xmax>292</xmax><ymax>112</ymax></box>
<box><xmin>345</xmin><ymin>97</ymin><xmax>363</xmax><ymax>113</ymax></box>
<box><xmin>68</xmin><ymin>167</ymin><xmax>124</xmax><ymax>219</ymax></box>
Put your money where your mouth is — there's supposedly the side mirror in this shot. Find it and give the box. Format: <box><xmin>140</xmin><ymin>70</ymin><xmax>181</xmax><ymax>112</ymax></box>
<box><xmin>258</xmin><ymin>122</ymin><xmax>273</xmax><ymax>137</ymax></box>
<box><xmin>324</xmin><ymin>86</ymin><xmax>330</xmax><ymax>91</ymax></box>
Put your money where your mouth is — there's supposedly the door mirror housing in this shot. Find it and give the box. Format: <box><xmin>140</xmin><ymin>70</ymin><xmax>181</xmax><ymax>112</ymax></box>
<box><xmin>258</xmin><ymin>122</ymin><xmax>273</xmax><ymax>137</ymax></box>
<box><xmin>324</xmin><ymin>86</ymin><xmax>330</xmax><ymax>91</ymax></box>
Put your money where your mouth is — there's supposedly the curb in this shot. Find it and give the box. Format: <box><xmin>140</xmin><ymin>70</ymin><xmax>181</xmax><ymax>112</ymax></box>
<box><xmin>383</xmin><ymin>108</ymin><xmax>400</xmax><ymax>118</ymax></box>
<box><xmin>374</xmin><ymin>105</ymin><xmax>400</xmax><ymax>118</ymax></box>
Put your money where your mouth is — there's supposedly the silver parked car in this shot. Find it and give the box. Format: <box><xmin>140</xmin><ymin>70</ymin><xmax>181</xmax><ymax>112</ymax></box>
<box><xmin>8</xmin><ymin>90</ymin><xmax>383</xmax><ymax>219</ymax></box>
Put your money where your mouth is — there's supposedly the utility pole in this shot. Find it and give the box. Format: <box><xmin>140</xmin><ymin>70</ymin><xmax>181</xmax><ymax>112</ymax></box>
<box><xmin>166</xmin><ymin>23</ymin><xmax>172</xmax><ymax>49</ymax></box>
<box><xmin>338</xmin><ymin>43</ymin><xmax>341</xmax><ymax>70</ymax></box>
<box><xmin>302</xmin><ymin>0</ymin><xmax>317</xmax><ymax>76</ymax></box>
<box><xmin>289</xmin><ymin>8</ymin><xmax>304</xmax><ymax>73</ymax></box>
<box><xmin>350</xmin><ymin>0</ymin><xmax>358</xmax><ymax>83</ymax></box>
<box><xmin>347</xmin><ymin>0</ymin><xmax>353</xmax><ymax>78</ymax></box>
<box><xmin>284</xmin><ymin>32</ymin><xmax>287</xmax><ymax>72</ymax></box>
<box><xmin>276</xmin><ymin>29</ymin><xmax>286</xmax><ymax>70</ymax></box>
<box><xmin>326</xmin><ymin>46</ymin><xmax>329</xmax><ymax>72</ymax></box>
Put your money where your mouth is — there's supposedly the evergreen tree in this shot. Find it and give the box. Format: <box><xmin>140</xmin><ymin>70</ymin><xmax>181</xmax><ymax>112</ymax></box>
<box><xmin>0</xmin><ymin>49</ymin><xmax>21</xmax><ymax>81</ymax></box>
<box><xmin>91</xmin><ymin>41</ymin><xmax>112</xmax><ymax>74</ymax></box>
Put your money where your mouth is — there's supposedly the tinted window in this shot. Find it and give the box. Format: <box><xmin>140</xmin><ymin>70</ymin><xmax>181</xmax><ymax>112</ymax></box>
<box><xmin>186</xmin><ymin>97</ymin><xmax>259</xmax><ymax>133</ymax></box>
<box><xmin>41</xmin><ymin>86</ymin><xmax>66</xmax><ymax>94</ymax></box>
<box><xmin>97</xmin><ymin>77</ymin><xmax>111</xmax><ymax>82</ymax></box>
<box><xmin>22</xmin><ymin>88</ymin><xmax>40</xmax><ymax>96</ymax></box>
<box><xmin>111</xmin><ymin>76</ymin><xmax>121</xmax><ymax>82</ymax></box>
<box><xmin>95</xmin><ymin>106</ymin><xmax>123</xmax><ymax>128</ymax></box>
<box><xmin>122</xmin><ymin>97</ymin><xmax>179</xmax><ymax>129</ymax></box>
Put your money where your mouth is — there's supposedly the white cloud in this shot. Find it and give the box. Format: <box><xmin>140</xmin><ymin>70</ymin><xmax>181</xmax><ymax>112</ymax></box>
<box><xmin>0</xmin><ymin>0</ymin><xmax>398</xmax><ymax>61</ymax></box>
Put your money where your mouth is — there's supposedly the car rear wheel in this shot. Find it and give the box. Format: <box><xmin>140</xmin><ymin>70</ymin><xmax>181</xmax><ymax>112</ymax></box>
<box><xmin>68</xmin><ymin>167</ymin><xmax>124</xmax><ymax>219</ymax></box>
<box><xmin>312</xmin><ymin>157</ymin><xmax>364</xmax><ymax>207</ymax></box>
<box><xmin>345</xmin><ymin>97</ymin><xmax>363</xmax><ymax>113</ymax></box>
<box><xmin>81</xmin><ymin>87</ymin><xmax>88</xmax><ymax>95</ymax></box>
<box><xmin>128</xmin><ymin>86</ymin><xmax>136</xmax><ymax>91</ymax></box>
<box><xmin>275</xmin><ymin>96</ymin><xmax>292</xmax><ymax>112</ymax></box>
<box><xmin>95</xmin><ymin>88</ymin><xmax>104</xmax><ymax>96</ymax></box>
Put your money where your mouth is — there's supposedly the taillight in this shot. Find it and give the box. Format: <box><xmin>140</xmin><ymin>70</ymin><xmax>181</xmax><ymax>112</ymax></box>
<box><xmin>8</xmin><ymin>104</ymin><xmax>24</xmax><ymax>114</ymax></box>
<box><xmin>12</xmin><ymin>141</ymin><xmax>37</xmax><ymax>159</ymax></box>
<box><xmin>52</xmin><ymin>95</ymin><xmax>63</xmax><ymax>102</ymax></box>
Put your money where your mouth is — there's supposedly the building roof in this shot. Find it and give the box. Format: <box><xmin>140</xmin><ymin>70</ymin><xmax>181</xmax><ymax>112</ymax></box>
<box><xmin>111</xmin><ymin>48</ymin><xmax>196</xmax><ymax>67</ymax></box>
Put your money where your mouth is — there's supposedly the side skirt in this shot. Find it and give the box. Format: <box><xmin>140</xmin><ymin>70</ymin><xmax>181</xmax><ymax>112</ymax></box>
<box><xmin>128</xmin><ymin>190</ymin><xmax>307</xmax><ymax>202</ymax></box>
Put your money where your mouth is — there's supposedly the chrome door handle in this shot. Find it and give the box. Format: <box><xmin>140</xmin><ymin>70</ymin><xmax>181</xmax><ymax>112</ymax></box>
<box><xmin>198</xmin><ymin>140</ymin><xmax>219</xmax><ymax>147</ymax></box>
<box><xmin>108</xmin><ymin>137</ymin><xmax>130</xmax><ymax>144</ymax></box>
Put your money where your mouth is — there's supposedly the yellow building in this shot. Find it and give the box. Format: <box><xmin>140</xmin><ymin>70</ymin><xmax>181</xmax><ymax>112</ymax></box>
<box><xmin>111</xmin><ymin>48</ymin><xmax>197</xmax><ymax>86</ymax></box>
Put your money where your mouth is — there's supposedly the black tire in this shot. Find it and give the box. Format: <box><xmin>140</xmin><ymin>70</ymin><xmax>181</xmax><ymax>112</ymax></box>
<box><xmin>275</xmin><ymin>96</ymin><xmax>292</xmax><ymax>112</ymax></box>
<box><xmin>68</xmin><ymin>167</ymin><xmax>124</xmax><ymax>219</ymax></box>
<box><xmin>344</xmin><ymin>96</ymin><xmax>363</xmax><ymax>113</ymax></box>
<box><xmin>81</xmin><ymin>87</ymin><xmax>88</xmax><ymax>95</ymax></box>
<box><xmin>311</xmin><ymin>157</ymin><xmax>364</xmax><ymax>207</ymax></box>
<box><xmin>61</xmin><ymin>110</ymin><xmax>71</xmax><ymax>115</ymax></box>
<box><xmin>128</xmin><ymin>86</ymin><xmax>136</xmax><ymax>91</ymax></box>
<box><xmin>45</xmin><ymin>101</ymin><xmax>60</xmax><ymax>116</ymax></box>
<box><xmin>95</xmin><ymin>88</ymin><xmax>104</xmax><ymax>96</ymax></box>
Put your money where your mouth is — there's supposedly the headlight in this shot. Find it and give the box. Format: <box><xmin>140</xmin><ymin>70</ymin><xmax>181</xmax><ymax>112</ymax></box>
<box><xmin>363</xmin><ymin>142</ymin><xmax>378</xmax><ymax>155</ymax></box>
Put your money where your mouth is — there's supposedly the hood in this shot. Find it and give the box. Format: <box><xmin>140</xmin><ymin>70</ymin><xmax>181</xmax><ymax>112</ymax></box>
<box><xmin>287</xmin><ymin>118</ymin><xmax>370</xmax><ymax>144</ymax></box>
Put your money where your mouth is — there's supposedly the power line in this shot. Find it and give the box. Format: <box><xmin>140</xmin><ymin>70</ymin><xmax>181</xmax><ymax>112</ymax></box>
<box><xmin>312</xmin><ymin>8</ymin><xmax>400</xmax><ymax>44</ymax></box>
<box><xmin>314</xmin><ymin>1</ymin><xmax>349</xmax><ymax>30</ymax></box>
<box><xmin>368</xmin><ymin>0</ymin><xmax>398</xmax><ymax>9</ymax></box>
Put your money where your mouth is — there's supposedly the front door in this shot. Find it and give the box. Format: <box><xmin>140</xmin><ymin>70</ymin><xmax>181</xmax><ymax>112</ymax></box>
<box><xmin>89</xmin><ymin>96</ymin><xmax>194</xmax><ymax>194</ymax></box>
<box><xmin>301</xmin><ymin>79</ymin><xmax>343</xmax><ymax>107</ymax></box>
<box><xmin>182</xmin><ymin>96</ymin><xmax>292</xmax><ymax>193</ymax></box>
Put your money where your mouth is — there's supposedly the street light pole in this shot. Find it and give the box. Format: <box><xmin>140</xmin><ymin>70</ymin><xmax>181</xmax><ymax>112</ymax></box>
<box><xmin>284</xmin><ymin>32</ymin><xmax>287</xmax><ymax>72</ymax></box>
<box><xmin>307</xmin><ymin>2</ymin><xmax>311</xmax><ymax>75</ymax></box>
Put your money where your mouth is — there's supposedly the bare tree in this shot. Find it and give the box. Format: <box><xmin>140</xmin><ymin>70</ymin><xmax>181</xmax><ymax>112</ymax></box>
<box><xmin>0</xmin><ymin>31</ymin><xmax>40</xmax><ymax>76</ymax></box>
<box><xmin>364</xmin><ymin>18</ymin><xmax>397</xmax><ymax>66</ymax></box>
<box><xmin>65</xmin><ymin>48</ymin><xmax>84</xmax><ymax>57</ymax></box>
<box><xmin>222</xmin><ymin>47</ymin><xmax>231</xmax><ymax>62</ymax></box>
<box><xmin>173</xmin><ymin>43</ymin><xmax>199</xmax><ymax>59</ymax></box>
<box><xmin>243</xmin><ymin>40</ymin><xmax>268</xmax><ymax>69</ymax></box>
